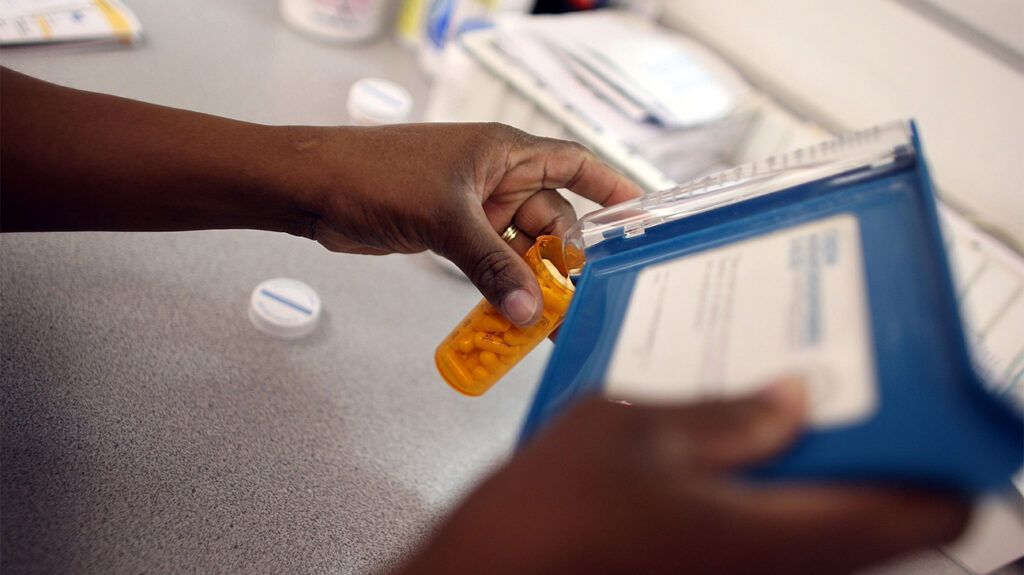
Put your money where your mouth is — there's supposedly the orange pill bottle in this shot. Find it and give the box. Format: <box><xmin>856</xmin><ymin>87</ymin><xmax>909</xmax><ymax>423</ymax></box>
<box><xmin>435</xmin><ymin>235</ymin><xmax>577</xmax><ymax>396</ymax></box>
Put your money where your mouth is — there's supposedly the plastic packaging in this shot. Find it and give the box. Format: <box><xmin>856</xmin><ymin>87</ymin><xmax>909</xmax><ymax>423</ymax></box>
<box><xmin>280</xmin><ymin>0</ymin><xmax>394</xmax><ymax>43</ymax></box>
<box><xmin>560</xmin><ymin>122</ymin><xmax>915</xmax><ymax>276</ymax></box>
<box><xmin>435</xmin><ymin>235</ymin><xmax>575</xmax><ymax>396</ymax></box>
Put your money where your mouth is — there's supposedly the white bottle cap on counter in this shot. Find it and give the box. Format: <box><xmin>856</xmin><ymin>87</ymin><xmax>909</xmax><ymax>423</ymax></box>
<box><xmin>249</xmin><ymin>278</ymin><xmax>321</xmax><ymax>339</ymax></box>
<box><xmin>347</xmin><ymin>78</ymin><xmax>413</xmax><ymax>126</ymax></box>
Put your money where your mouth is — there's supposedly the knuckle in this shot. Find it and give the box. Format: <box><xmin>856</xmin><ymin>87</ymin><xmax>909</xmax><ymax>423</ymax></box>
<box><xmin>539</xmin><ymin>137</ymin><xmax>591</xmax><ymax>159</ymax></box>
<box><xmin>634</xmin><ymin>408</ymin><xmax>703</xmax><ymax>474</ymax></box>
<box><xmin>506</xmin><ymin>125</ymin><xmax>537</xmax><ymax>149</ymax></box>
<box><xmin>721</xmin><ymin>401</ymin><xmax>772</xmax><ymax>442</ymax></box>
<box><xmin>469</xmin><ymin>246</ymin><xmax>516</xmax><ymax>294</ymax></box>
<box><xmin>567</xmin><ymin>140</ymin><xmax>591</xmax><ymax>155</ymax></box>
<box><xmin>484</xmin><ymin>122</ymin><xmax>521</xmax><ymax>142</ymax></box>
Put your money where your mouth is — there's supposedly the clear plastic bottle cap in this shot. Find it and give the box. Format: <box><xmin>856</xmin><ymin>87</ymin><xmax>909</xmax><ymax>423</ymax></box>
<box><xmin>347</xmin><ymin>78</ymin><xmax>413</xmax><ymax>126</ymax></box>
<box><xmin>249</xmin><ymin>278</ymin><xmax>321</xmax><ymax>340</ymax></box>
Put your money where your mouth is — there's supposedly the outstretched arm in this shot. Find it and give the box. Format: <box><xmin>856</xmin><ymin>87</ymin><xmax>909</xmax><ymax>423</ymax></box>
<box><xmin>0</xmin><ymin>67</ymin><xmax>642</xmax><ymax>326</ymax></box>
<box><xmin>1</xmin><ymin>67</ymin><xmax>314</xmax><ymax>235</ymax></box>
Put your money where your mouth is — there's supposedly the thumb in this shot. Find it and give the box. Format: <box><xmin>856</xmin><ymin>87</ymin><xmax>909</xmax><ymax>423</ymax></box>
<box><xmin>645</xmin><ymin>379</ymin><xmax>808</xmax><ymax>471</ymax></box>
<box><xmin>445</xmin><ymin>214</ymin><xmax>542</xmax><ymax>327</ymax></box>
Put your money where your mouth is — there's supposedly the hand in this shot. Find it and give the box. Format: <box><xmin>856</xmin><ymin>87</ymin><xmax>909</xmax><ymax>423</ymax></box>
<box><xmin>273</xmin><ymin>123</ymin><xmax>641</xmax><ymax>326</ymax></box>
<box><xmin>1</xmin><ymin>70</ymin><xmax>637</xmax><ymax>325</ymax></box>
<box><xmin>394</xmin><ymin>381</ymin><xmax>969</xmax><ymax>575</ymax></box>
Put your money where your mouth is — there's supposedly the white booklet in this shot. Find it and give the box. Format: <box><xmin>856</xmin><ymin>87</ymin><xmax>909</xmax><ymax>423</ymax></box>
<box><xmin>0</xmin><ymin>0</ymin><xmax>141</xmax><ymax>46</ymax></box>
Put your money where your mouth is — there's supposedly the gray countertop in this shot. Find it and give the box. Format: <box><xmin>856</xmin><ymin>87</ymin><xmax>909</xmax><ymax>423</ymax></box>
<box><xmin>0</xmin><ymin>1</ymin><xmax>997</xmax><ymax>573</ymax></box>
<box><xmin>1</xmin><ymin>1</ymin><xmax>547</xmax><ymax>572</ymax></box>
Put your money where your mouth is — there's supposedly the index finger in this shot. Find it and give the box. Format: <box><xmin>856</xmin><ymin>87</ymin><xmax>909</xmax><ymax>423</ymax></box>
<box><xmin>509</xmin><ymin>137</ymin><xmax>644</xmax><ymax>207</ymax></box>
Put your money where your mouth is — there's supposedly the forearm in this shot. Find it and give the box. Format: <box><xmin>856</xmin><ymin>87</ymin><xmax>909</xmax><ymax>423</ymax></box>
<box><xmin>0</xmin><ymin>67</ymin><xmax>317</xmax><ymax>234</ymax></box>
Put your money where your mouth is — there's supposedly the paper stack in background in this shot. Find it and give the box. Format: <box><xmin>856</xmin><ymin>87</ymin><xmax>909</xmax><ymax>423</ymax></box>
<box><xmin>425</xmin><ymin>11</ymin><xmax>760</xmax><ymax>199</ymax></box>
<box><xmin>939</xmin><ymin>205</ymin><xmax>1024</xmax><ymax>574</ymax></box>
<box><xmin>494</xmin><ymin>12</ymin><xmax>755</xmax><ymax>182</ymax></box>
<box><xmin>943</xmin><ymin>207</ymin><xmax>1024</xmax><ymax>415</ymax></box>
<box><xmin>396</xmin><ymin>0</ymin><xmax>532</xmax><ymax>75</ymax></box>
<box><xmin>0</xmin><ymin>0</ymin><xmax>141</xmax><ymax>46</ymax></box>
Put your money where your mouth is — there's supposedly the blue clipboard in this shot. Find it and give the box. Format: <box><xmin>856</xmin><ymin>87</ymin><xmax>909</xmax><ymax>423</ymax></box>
<box><xmin>519</xmin><ymin>121</ymin><xmax>1023</xmax><ymax>493</ymax></box>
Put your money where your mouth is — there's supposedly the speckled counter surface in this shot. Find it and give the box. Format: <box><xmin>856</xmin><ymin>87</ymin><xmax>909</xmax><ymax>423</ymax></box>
<box><xmin>0</xmin><ymin>1</ymin><xmax>995</xmax><ymax>573</ymax></box>
<box><xmin>1</xmin><ymin>2</ymin><xmax>543</xmax><ymax>571</ymax></box>
<box><xmin>0</xmin><ymin>228</ymin><xmax>547</xmax><ymax>573</ymax></box>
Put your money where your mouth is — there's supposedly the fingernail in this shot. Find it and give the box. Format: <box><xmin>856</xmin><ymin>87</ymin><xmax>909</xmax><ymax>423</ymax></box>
<box><xmin>759</xmin><ymin>378</ymin><xmax>806</xmax><ymax>410</ymax></box>
<box><xmin>501</xmin><ymin>289</ymin><xmax>537</xmax><ymax>326</ymax></box>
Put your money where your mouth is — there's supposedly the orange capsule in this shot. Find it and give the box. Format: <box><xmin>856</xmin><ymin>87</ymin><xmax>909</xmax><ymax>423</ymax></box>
<box><xmin>456</xmin><ymin>335</ymin><xmax>475</xmax><ymax>353</ymax></box>
<box><xmin>471</xmin><ymin>366</ymin><xmax>490</xmax><ymax>381</ymax></box>
<box><xmin>503</xmin><ymin>328</ymin><xmax>530</xmax><ymax>346</ymax></box>
<box><xmin>478</xmin><ymin>351</ymin><xmax>499</xmax><ymax>369</ymax></box>
<box><xmin>435</xmin><ymin>348</ymin><xmax>474</xmax><ymax>389</ymax></box>
<box><xmin>474</xmin><ymin>314</ymin><xmax>511</xmax><ymax>333</ymax></box>
<box><xmin>540</xmin><ymin>285</ymin><xmax>570</xmax><ymax>314</ymax></box>
<box><xmin>474</xmin><ymin>332</ymin><xmax>515</xmax><ymax>355</ymax></box>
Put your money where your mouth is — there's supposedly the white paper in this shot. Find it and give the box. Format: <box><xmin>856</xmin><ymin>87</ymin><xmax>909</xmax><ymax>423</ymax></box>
<box><xmin>0</xmin><ymin>0</ymin><xmax>89</xmax><ymax>18</ymax></box>
<box><xmin>0</xmin><ymin>0</ymin><xmax>141</xmax><ymax>46</ymax></box>
<box><xmin>492</xmin><ymin>11</ymin><xmax>750</xmax><ymax>140</ymax></box>
<box><xmin>939</xmin><ymin>206</ymin><xmax>1024</xmax><ymax>573</ymax></box>
<box><xmin>606</xmin><ymin>213</ymin><xmax>876</xmax><ymax>428</ymax></box>
<box><xmin>941</xmin><ymin>206</ymin><xmax>1024</xmax><ymax>412</ymax></box>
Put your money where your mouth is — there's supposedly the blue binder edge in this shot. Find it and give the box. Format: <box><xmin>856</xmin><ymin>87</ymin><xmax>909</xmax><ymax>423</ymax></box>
<box><xmin>517</xmin><ymin>122</ymin><xmax>1024</xmax><ymax>493</ymax></box>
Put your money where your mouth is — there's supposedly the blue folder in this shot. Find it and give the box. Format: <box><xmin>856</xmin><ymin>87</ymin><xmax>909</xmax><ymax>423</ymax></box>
<box><xmin>519</xmin><ymin>121</ymin><xmax>1023</xmax><ymax>493</ymax></box>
